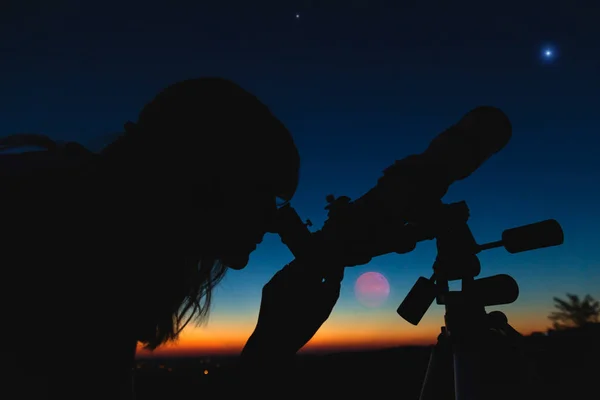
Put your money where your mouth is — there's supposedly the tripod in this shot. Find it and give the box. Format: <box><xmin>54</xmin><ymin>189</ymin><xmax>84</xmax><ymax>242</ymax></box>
<box><xmin>397</xmin><ymin>201</ymin><xmax>564</xmax><ymax>400</ymax></box>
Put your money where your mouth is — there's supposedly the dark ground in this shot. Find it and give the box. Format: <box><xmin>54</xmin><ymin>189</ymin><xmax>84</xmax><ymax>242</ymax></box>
<box><xmin>134</xmin><ymin>327</ymin><xmax>599</xmax><ymax>400</ymax></box>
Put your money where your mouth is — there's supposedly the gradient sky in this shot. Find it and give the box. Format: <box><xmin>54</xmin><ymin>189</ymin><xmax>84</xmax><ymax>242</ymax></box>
<box><xmin>2</xmin><ymin>0</ymin><xmax>599</xmax><ymax>356</ymax></box>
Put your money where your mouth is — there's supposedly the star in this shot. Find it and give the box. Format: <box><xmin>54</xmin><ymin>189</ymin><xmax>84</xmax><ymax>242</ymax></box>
<box><xmin>295</xmin><ymin>13</ymin><xmax>300</xmax><ymax>19</ymax></box>
<box><xmin>540</xmin><ymin>45</ymin><xmax>557</xmax><ymax>64</ymax></box>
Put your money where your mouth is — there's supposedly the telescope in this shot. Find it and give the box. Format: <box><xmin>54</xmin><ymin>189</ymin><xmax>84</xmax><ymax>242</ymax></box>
<box><xmin>271</xmin><ymin>106</ymin><xmax>564</xmax><ymax>400</ymax></box>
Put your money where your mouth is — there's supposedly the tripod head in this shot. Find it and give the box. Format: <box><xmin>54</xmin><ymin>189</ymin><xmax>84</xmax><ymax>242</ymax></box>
<box><xmin>397</xmin><ymin>201</ymin><xmax>564</xmax><ymax>326</ymax></box>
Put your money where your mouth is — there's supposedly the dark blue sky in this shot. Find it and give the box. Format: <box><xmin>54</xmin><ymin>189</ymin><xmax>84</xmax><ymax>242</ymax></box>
<box><xmin>2</xmin><ymin>0</ymin><xmax>598</xmax><ymax>352</ymax></box>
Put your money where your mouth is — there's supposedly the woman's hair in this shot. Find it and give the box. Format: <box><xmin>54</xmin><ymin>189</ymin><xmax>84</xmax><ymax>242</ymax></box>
<box><xmin>100</xmin><ymin>77</ymin><xmax>300</xmax><ymax>350</ymax></box>
<box><xmin>132</xmin><ymin>256</ymin><xmax>228</xmax><ymax>351</ymax></box>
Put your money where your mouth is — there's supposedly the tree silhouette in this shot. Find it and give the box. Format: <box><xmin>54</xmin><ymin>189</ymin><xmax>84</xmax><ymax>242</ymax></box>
<box><xmin>548</xmin><ymin>293</ymin><xmax>600</xmax><ymax>329</ymax></box>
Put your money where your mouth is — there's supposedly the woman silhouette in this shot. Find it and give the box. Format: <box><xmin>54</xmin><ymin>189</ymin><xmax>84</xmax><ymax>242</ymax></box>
<box><xmin>4</xmin><ymin>78</ymin><xmax>344</xmax><ymax>399</ymax></box>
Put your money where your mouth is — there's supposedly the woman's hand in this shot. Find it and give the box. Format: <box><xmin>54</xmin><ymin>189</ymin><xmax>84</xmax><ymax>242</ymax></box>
<box><xmin>242</xmin><ymin>261</ymin><xmax>344</xmax><ymax>359</ymax></box>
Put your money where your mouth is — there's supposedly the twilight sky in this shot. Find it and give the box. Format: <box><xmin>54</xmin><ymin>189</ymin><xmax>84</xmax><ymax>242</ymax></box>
<box><xmin>2</xmin><ymin>0</ymin><xmax>598</xmax><ymax>356</ymax></box>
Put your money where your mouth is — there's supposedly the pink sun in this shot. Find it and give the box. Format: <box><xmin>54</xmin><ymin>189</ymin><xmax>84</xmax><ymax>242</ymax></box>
<box><xmin>354</xmin><ymin>271</ymin><xmax>391</xmax><ymax>308</ymax></box>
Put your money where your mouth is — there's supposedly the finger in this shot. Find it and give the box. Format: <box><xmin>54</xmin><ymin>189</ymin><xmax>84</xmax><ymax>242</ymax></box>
<box><xmin>280</xmin><ymin>260</ymin><xmax>313</xmax><ymax>276</ymax></box>
<box><xmin>266</xmin><ymin>262</ymin><xmax>318</xmax><ymax>291</ymax></box>
<box><xmin>286</xmin><ymin>261</ymin><xmax>327</xmax><ymax>285</ymax></box>
<box><xmin>270</xmin><ymin>262</ymin><xmax>304</xmax><ymax>281</ymax></box>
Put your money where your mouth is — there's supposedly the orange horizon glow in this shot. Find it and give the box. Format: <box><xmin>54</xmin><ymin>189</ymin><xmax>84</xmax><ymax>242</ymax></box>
<box><xmin>135</xmin><ymin>313</ymin><xmax>550</xmax><ymax>358</ymax></box>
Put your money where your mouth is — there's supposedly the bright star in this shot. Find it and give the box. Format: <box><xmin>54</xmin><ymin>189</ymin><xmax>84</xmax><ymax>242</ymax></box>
<box><xmin>540</xmin><ymin>45</ymin><xmax>557</xmax><ymax>64</ymax></box>
<box><xmin>295</xmin><ymin>13</ymin><xmax>300</xmax><ymax>19</ymax></box>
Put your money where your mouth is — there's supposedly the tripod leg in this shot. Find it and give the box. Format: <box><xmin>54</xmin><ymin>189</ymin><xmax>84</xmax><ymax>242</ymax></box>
<box><xmin>420</xmin><ymin>329</ymin><xmax>455</xmax><ymax>400</ymax></box>
<box><xmin>488</xmin><ymin>311</ymin><xmax>539</xmax><ymax>400</ymax></box>
<box><xmin>452</xmin><ymin>312</ymin><xmax>531</xmax><ymax>400</ymax></box>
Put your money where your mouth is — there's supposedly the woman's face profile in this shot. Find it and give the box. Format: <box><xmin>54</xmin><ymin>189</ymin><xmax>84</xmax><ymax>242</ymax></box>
<box><xmin>189</xmin><ymin>164</ymin><xmax>283</xmax><ymax>270</ymax></box>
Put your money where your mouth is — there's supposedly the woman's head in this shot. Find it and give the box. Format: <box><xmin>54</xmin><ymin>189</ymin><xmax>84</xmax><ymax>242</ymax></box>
<box><xmin>101</xmin><ymin>77</ymin><xmax>300</xmax><ymax>349</ymax></box>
